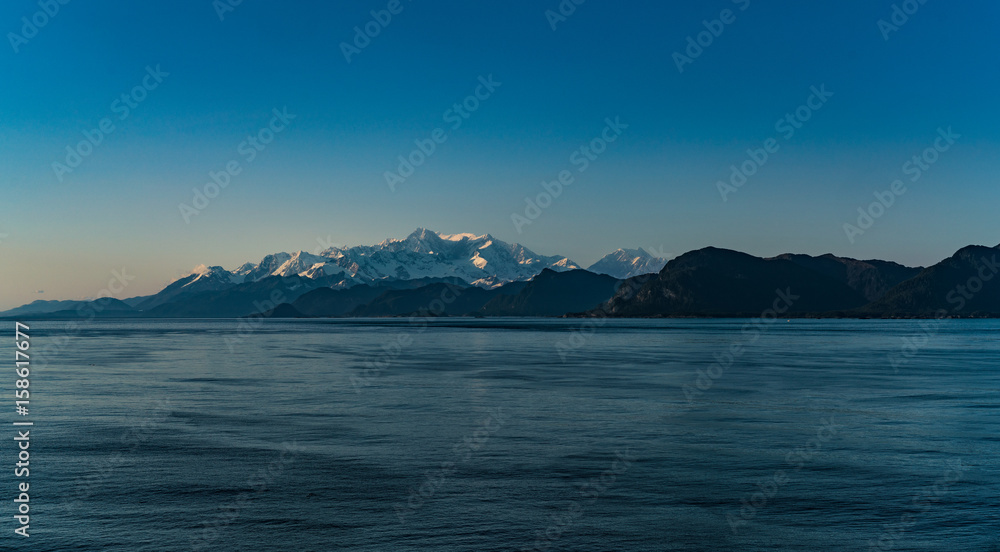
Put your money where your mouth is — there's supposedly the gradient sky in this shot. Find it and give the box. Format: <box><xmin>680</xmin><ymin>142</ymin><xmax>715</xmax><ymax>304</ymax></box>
<box><xmin>1</xmin><ymin>0</ymin><xmax>998</xmax><ymax>309</ymax></box>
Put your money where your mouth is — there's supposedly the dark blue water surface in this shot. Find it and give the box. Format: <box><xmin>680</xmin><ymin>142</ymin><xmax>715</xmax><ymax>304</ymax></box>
<box><xmin>2</xmin><ymin>319</ymin><xmax>998</xmax><ymax>551</ymax></box>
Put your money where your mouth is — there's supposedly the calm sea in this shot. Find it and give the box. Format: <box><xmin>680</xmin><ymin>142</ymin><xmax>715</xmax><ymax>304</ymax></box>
<box><xmin>2</xmin><ymin>319</ymin><xmax>998</xmax><ymax>551</ymax></box>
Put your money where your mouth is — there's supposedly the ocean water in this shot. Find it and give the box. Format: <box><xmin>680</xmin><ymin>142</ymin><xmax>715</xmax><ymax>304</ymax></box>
<box><xmin>2</xmin><ymin>318</ymin><xmax>998</xmax><ymax>551</ymax></box>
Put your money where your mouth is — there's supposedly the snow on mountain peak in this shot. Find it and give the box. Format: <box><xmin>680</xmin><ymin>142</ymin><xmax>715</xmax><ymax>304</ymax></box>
<box><xmin>270</xmin><ymin>251</ymin><xmax>341</xmax><ymax>278</ymax></box>
<box><xmin>183</xmin><ymin>265</ymin><xmax>242</xmax><ymax>287</ymax></box>
<box><xmin>588</xmin><ymin>248</ymin><xmax>668</xmax><ymax>279</ymax></box>
<box><xmin>212</xmin><ymin>229</ymin><xmax>581</xmax><ymax>288</ymax></box>
<box><xmin>439</xmin><ymin>231</ymin><xmax>487</xmax><ymax>242</ymax></box>
<box><xmin>618</xmin><ymin>248</ymin><xmax>651</xmax><ymax>259</ymax></box>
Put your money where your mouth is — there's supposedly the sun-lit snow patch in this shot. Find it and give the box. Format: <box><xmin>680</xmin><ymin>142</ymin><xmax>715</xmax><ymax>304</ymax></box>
<box><xmin>178</xmin><ymin>264</ymin><xmax>242</xmax><ymax>287</ymax></box>
<box><xmin>439</xmin><ymin>232</ymin><xmax>485</xmax><ymax>242</ymax></box>
<box><xmin>470</xmin><ymin>277</ymin><xmax>504</xmax><ymax>289</ymax></box>
<box><xmin>269</xmin><ymin>251</ymin><xmax>329</xmax><ymax>278</ymax></box>
<box><xmin>586</xmin><ymin>247</ymin><xmax>668</xmax><ymax>279</ymax></box>
<box><xmin>181</xmin><ymin>227</ymin><xmax>581</xmax><ymax>290</ymax></box>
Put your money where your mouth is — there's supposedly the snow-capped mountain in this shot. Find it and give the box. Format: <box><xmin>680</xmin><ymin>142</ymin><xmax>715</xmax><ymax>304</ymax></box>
<box><xmin>136</xmin><ymin>265</ymin><xmax>241</xmax><ymax>310</ymax></box>
<box><xmin>233</xmin><ymin>253</ymin><xmax>292</xmax><ymax>282</ymax></box>
<box><xmin>268</xmin><ymin>251</ymin><xmax>349</xmax><ymax>279</ymax></box>
<box><xmin>587</xmin><ymin>248</ymin><xmax>668</xmax><ymax>279</ymax></box>
<box><xmin>203</xmin><ymin>229</ymin><xmax>582</xmax><ymax>289</ymax></box>
<box><xmin>188</xmin><ymin>264</ymin><xmax>244</xmax><ymax>285</ymax></box>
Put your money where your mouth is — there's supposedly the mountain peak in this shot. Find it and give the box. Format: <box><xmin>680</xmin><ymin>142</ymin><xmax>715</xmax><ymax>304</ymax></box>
<box><xmin>408</xmin><ymin>227</ymin><xmax>434</xmax><ymax>239</ymax></box>
<box><xmin>588</xmin><ymin>248</ymin><xmax>668</xmax><ymax>279</ymax></box>
<box><xmin>617</xmin><ymin>248</ymin><xmax>651</xmax><ymax>258</ymax></box>
<box><xmin>953</xmin><ymin>244</ymin><xmax>997</xmax><ymax>258</ymax></box>
<box><xmin>189</xmin><ymin>264</ymin><xmax>216</xmax><ymax>276</ymax></box>
<box><xmin>439</xmin><ymin>231</ymin><xmax>489</xmax><ymax>242</ymax></box>
<box><xmin>405</xmin><ymin>228</ymin><xmax>489</xmax><ymax>243</ymax></box>
<box><xmin>185</xmin><ymin>265</ymin><xmax>239</xmax><ymax>287</ymax></box>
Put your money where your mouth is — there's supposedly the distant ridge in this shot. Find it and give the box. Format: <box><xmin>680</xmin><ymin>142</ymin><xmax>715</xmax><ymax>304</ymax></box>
<box><xmin>770</xmin><ymin>254</ymin><xmax>921</xmax><ymax>303</ymax></box>
<box><xmin>480</xmin><ymin>269</ymin><xmax>621</xmax><ymax>317</ymax></box>
<box><xmin>590</xmin><ymin>244</ymin><xmax>999</xmax><ymax>319</ymax></box>
<box><xmin>862</xmin><ymin>245</ymin><xmax>1000</xmax><ymax>316</ymax></box>
<box><xmin>3</xmin><ymin>234</ymin><xmax>998</xmax><ymax>319</ymax></box>
<box><xmin>594</xmin><ymin>248</ymin><xmax>869</xmax><ymax>317</ymax></box>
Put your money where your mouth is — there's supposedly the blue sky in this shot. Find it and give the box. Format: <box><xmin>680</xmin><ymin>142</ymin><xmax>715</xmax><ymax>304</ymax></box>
<box><xmin>1</xmin><ymin>0</ymin><xmax>998</xmax><ymax>309</ymax></box>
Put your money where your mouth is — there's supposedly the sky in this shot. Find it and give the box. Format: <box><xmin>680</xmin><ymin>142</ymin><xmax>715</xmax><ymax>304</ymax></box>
<box><xmin>1</xmin><ymin>0</ymin><xmax>998</xmax><ymax>310</ymax></box>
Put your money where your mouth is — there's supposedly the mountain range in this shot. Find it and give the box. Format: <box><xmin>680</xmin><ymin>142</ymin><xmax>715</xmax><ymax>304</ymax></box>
<box><xmin>3</xmin><ymin>230</ymin><xmax>998</xmax><ymax>319</ymax></box>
